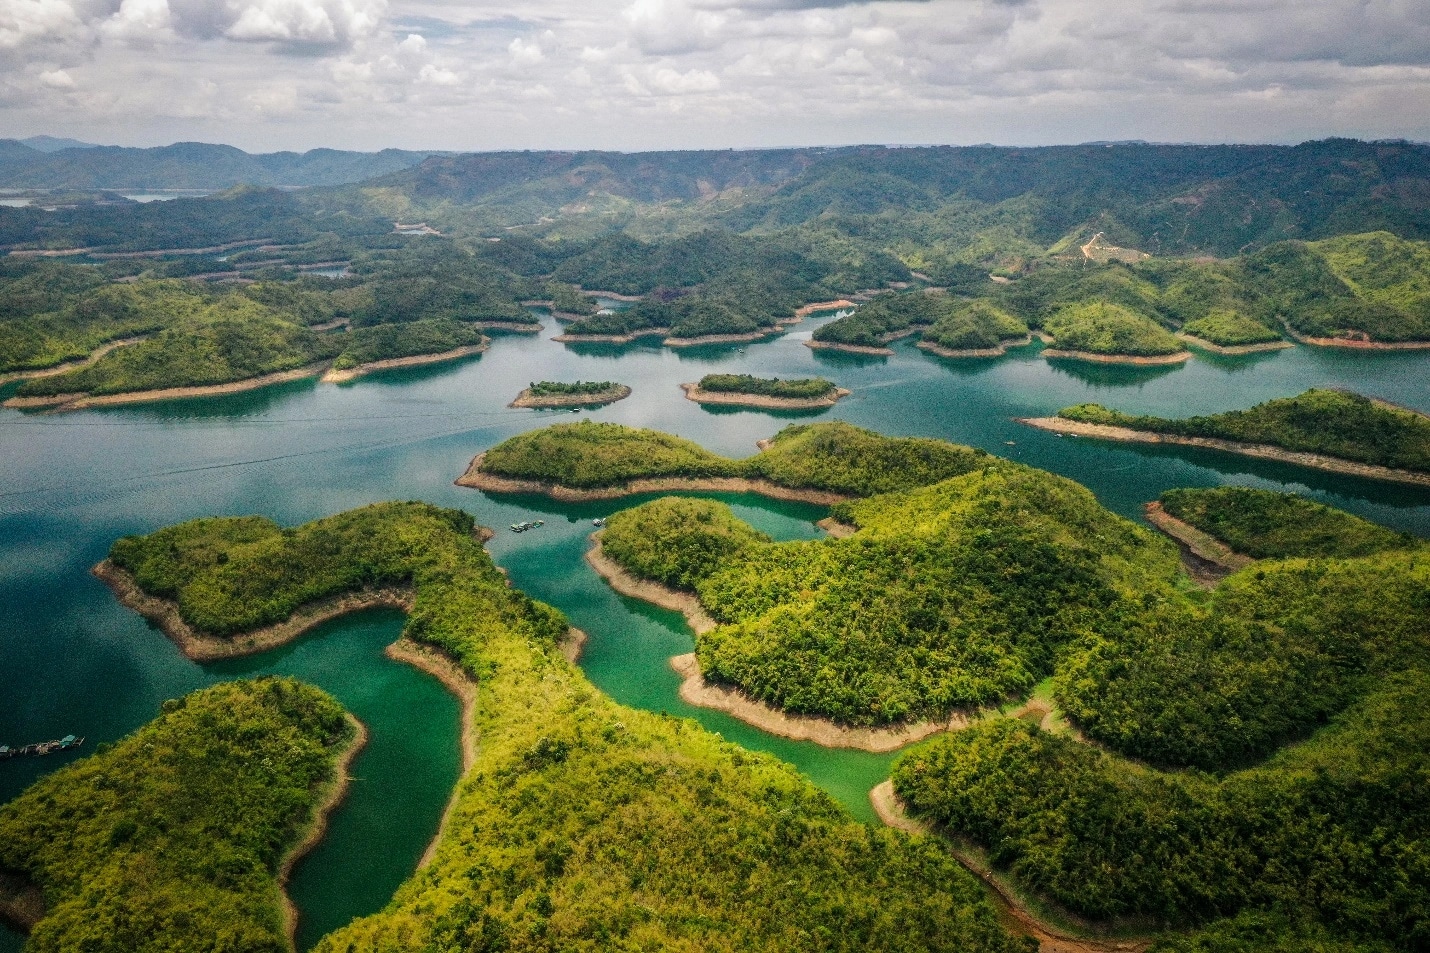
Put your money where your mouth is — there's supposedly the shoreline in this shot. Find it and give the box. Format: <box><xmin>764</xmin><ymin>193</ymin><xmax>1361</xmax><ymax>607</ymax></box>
<box><xmin>456</xmin><ymin>453</ymin><xmax>853</xmax><ymax>505</ymax></box>
<box><xmin>470</xmin><ymin>321</ymin><xmax>541</xmax><ymax>334</ymax></box>
<box><xmin>869</xmin><ymin>782</ymin><xmax>1149</xmax><ymax>953</ymax></box>
<box><xmin>815</xmin><ymin>516</ymin><xmax>857</xmax><ymax>537</ymax></box>
<box><xmin>280</xmin><ymin>713</ymin><xmax>368</xmax><ymax>948</ymax></box>
<box><xmin>578</xmin><ymin>288</ymin><xmax>644</xmax><ymax>302</ymax></box>
<box><xmin>383</xmin><ymin>637</ymin><xmax>480</xmax><ymax>870</ymax></box>
<box><xmin>663</xmin><ymin>327</ymin><xmax>783</xmax><ymax>347</ymax></box>
<box><xmin>1280</xmin><ymin>320</ymin><xmax>1430</xmax><ymax>350</ymax></box>
<box><xmin>1041</xmin><ymin>348</ymin><xmax>1191</xmax><ymax>365</ymax></box>
<box><xmin>6</xmin><ymin>363</ymin><xmax>330</xmax><ymax>412</ymax></box>
<box><xmin>795</xmin><ymin>299</ymin><xmax>857</xmax><ymax>317</ymax></box>
<box><xmin>806</xmin><ymin>326</ymin><xmax>923</xmax><ymax>356</ymax></box>
<box><xmin>680</xmin><ymin>382</ymin><xmax>850</xmax><ymax>409</ymax></box>
<box><xmin>0</xmin><ymin>336</ymin><xmax>149</xmax><ymax>386</ymax></box>
<box><xmin>92</xmin><ymin>560</ymin><xmax>415</xmax><ymax>662</ymax></box>
<box><xmin>585</xmin><ymin>535</ymin><xmax>952</xmax><ymax>753</ymax></box>
<box><xmin>917</xmin><ymin>335</ymin><xmax>1033</xmax><ymax>359</ymax></box>
<box><xmin>1020</xmin><ymin>417</ymin><xmax>1430</xmax><ymax>487</ymax></box>
<box><xmin>1175</xmin><ymin>332</ymin><xmax>1292</xmax><ymax>355</ymax></box>
<box><xmin>552</xmin><ymin>327</ymin><xmax>670</xmax><ymax>344</ymax></box>
<box><xmin>1143</xmin><ymin>501</ymin><xmax>1253</xmax><ymax>576</ymax></box>
<box><xmin>670</xmin><ymin>654</ymin><xmax>954</xmax><ymax>753</ymax></box>
<box><xmin>509</xmin><ymin>384</ymin><xmax>631</xmax><ymax>408</ymax></box>
<box><xmin>321</xmin><ymin>343</ymin><xmax>489</xmax><ymax>384</ymax></box>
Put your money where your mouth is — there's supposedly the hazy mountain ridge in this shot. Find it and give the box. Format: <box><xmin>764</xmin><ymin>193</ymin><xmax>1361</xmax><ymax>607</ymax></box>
<box><xmin>352</xmin><ymin>139</ymin><xmax>1430</xmax><ymax>258</ymax></box>
<box><xmin>0</xmin><ymin>141</ymin><xmax>443</xmax><ymax>190</ymax></box>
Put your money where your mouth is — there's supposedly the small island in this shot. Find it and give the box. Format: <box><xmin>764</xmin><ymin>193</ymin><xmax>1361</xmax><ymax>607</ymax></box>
<box><xmin>1040</xmin><ymin>302</ymin><xmax>1191</xmax><ymax>364</ymax></box>
<box><xmin>808</xmin><ymin>291</ymin><xmax>942</xmax><ymax>354</ymax></box>
<box><xmin>1023</xmin><ymin>389</ymin><xmax>1430</xmax><ymax>486</ymax></box>
<box><xmin>1177</xmin><ymin>309</ymin><xmax>1291</xmax><ymax>354</ymax></box>
<box><xmin>917</xmin><ymin>301</ymin><xmax>1031</xmax><ymax>358</ymax></box>
<box><xmin>509</xmin><ymin>380</ymin><xmax>631</xmax><ymax>408</ymax></box>
<box><xmin>456</xmin><ymin>420</ymin><xmax>991</xmax><ymax>502</ymax></box>
<box><xmin>681</xmin><ymin>374</ymin><xmax>849</xmax><ymax>409</ymax></box>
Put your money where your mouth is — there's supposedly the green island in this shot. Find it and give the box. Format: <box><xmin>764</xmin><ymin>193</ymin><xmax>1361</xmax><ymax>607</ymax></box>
<box><xmin>1178</xmin><ymin>309</ymin><xmax>1288</xmax><ymax>351</ymax></box>
<box><xmin>1028</xmin><ymin>389</ymin><xmax>1430</xmax><ymax>484</ymax></box>
<box><xmin>509</xmin><ymin>380</ymin><xmax>631</xmax><ymax>409</ymax></box>
<box><xmin>597</xmin><ymin>464</ymin><xmax>1182</xmax><ymax>730</ymax></box>
<box><xmin>1157</xmin><ymin>486</ymin><xmax>1419</xmax><ymax>560</ymax></box>
<box><xmin>31</xmin><ymin>501</ymin><xmax>1029</xmax><ymax>953</ymax></box>
<box><xmin>810</xmin><ymin>291</ymin><xmax>946</xmax><ymax>354</ymax></box>
<box><xmin>682</xmin><ymin>374</ymin><xmax>848</xmax><ymax>409</ymax></box>
<box><xmin>0</xmin><ymin>678</ymin><xmax>358</xmax><ymax>952</ymax></box>
<box><xmin>1040</xmin><ymin>302</ymin><xmax>1189</xmax><ymax>362</ymax></box>
<box><xmin>458</xmin><ymin>420</ymin><xmax>992</xmax><ymax>502</ymax></box>
<box><xmin>917</xmin><ymin>301</ymin><xmax>1030</xmax><ymax>357</ymax></box>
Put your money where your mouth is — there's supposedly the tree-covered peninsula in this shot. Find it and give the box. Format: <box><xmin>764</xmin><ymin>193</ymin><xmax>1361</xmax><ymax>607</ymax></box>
<box><xmin>460</xmin><ymin>420</ymin><xmax>992</xmax><ymax>500</ymax></box>
<box><xmin>72</xmin><ymin>501</ymin><xmax>1030</xmax><ymax>953</ymax></box>
<box><xmin>598</xmin><ymin>465</ymin><xmax>1183</xmax><ymax>728</ymax></box>
<box><xmin>1044</xmin><ymin>389</ymin><xmax>1430</xmax><ymax>480</ymax></box>
<box><xmin>0</xmin><ymin>678</ymin><xmax>358</xmax><ymax>953</ymax></box>
<box><xmin>1158</xmin><ymin>486</ymin><xmax>1418</xmax><ymax>560</ymax></box>
<box><xmin>1040</xmin><ymin>301</ymin><xmax>1188</xmax><ymax>361</ymax></box>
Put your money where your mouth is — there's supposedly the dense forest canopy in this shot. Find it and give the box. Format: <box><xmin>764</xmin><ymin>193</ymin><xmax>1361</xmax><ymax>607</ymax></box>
<box><xmin>71</xmin><ymin>501</ymin><xmax>1030</xmax><ymax>953</ymax></box>
<box><xmin>1060</xmin><ymin>389</ymin><xmax>1430</xmax><ymax>473</ymax></box>
<box><xmin>0</xmin><ymin>678</ymin><xmax>355</xmax><ymax>953</ymax></box>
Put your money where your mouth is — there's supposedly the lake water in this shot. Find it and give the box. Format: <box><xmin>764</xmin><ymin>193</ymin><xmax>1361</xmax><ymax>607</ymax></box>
<box><xmin>2</xmin><ymin>312</ymin><xmax>1428</xmax><ymax>951</ymax></box>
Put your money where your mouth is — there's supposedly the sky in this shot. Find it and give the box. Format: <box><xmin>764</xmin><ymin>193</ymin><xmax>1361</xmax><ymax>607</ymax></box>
<box><xmin>1</xmin><ymin>0</ymin><xmax>1428</xmax><ymax>152</ymax></box>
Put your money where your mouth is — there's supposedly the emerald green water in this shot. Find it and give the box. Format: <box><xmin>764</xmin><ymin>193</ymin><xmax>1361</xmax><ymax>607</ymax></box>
<box><xmin>3</xmin><ymin>313</ymin><xmax>1428</xmax><ymax>950</ymax></box>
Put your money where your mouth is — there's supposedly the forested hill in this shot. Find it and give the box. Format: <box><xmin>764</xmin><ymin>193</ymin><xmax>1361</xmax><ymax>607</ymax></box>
<box><xmin>355</xmin><ymin>138</ymin><xmax>1430</xmax><ymax>255</ymax></box>
<box><xmin>0</xmin><ymin>140</ymin><xmax>440</xmax><ymax>189</ymax></box>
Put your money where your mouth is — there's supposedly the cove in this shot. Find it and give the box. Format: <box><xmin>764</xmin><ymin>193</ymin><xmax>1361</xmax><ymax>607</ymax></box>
<box><xmin>4</xmin><ymin>310</ymin><xmax>1430</xmax><ymax>949</ymax></box>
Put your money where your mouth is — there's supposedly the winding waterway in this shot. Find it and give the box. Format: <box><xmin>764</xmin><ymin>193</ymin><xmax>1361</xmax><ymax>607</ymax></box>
<box><xmin>3</xmin><ymin>309</ymin><xmax>1428</xmax><ymax>950</ymax></box>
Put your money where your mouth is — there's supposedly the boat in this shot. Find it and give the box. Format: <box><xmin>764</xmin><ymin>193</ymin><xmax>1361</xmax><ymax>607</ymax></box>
<box><xmin>2</xmin><ymin>735</ymin><xmax>83</xmax><ymax>759</ymax></box>
<box><xmin>509</xmin><ymin>520</ymin><xmax>546</xmax><ymax>533</ymax></box>
<box><xmin>592</xmin><ymin>518</ymin><xmax>606</xmax><ymax>527</ymax></box>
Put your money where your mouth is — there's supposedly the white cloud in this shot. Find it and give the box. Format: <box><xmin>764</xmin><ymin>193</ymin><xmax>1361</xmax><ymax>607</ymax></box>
<box><xmin>507</xmin><ymin>35</ymin><xmax>542</xmax><ymax>64</ymax></box>
<box><xmin>2</xmin><ymin>0</ymin><xmax>1430</xmax><ymax>150</ymax></box>
<box><xmin>38</xmin><ymin>65</ymin><xmax>74</xmax><ymax>84</ymax></box>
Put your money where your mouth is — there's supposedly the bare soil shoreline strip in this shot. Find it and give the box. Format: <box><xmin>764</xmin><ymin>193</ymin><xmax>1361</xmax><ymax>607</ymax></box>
<box><xmin>1143</xmin><ymin>501</ymin><xmax>1254</xmax><ymax>575</ymax></box>
<box><xmin>663</xmin><ymin>327</ymin><xmax>784</xmax><ymax>347</ymax></box>
<box><xmin>456</xmin><ymin>452</ymin><xmax>853</xmax><ymax>505</ymax></box>
<box><xmin>585</xmin><ymin>535</ymin><xmax>952</xmax><ymax>753</ymax></box>
<box><xmin>1280</xmin><ymin>319</ymin><xmax>1430</xmax><ymax>350</ymax></box>
<box><xmin>680</xmin><ymin>382</ymin><xmax>850</xmax><ymax>409</ymax></box>
<box><xmin>917</xmin><ymin>335</ymin><xmax>1032</xmax><ymax>359</ymax></box>
<box><xmin>509</xmin><ymin>384</ymin><xmax>631</xmax><ymax>408</ymax></box>
<box><xmin>281</xmin><ymin>713</ymin><xmax>368</xmax><ymax>948</ymax></box>
<box><xmin>869</xmin><ymin>782</ymin><xmax>1150</xmax><ymax>953</ymax></box>
<box><xmin>92</xmin><ymin>560</ymin><xmax>416</xmax><ymax>661</ymax></box>
<box><xmin>1175</xmin><ymin>332</ymin><xmax>1293</xmax><ymax>355</ymax></box>
<box><xmin>0</xmin><ymin>336</ymin><xmax>148</xmax><ymax>386</ymax></box>
<box><xmin>6</xmin><ymin>363</ymin><xmax>331</xmax><ymax>412</ymax></box>
<box><xmin>552</xmin><ymin>327</ymin><xmax>671</xmax><ymax>344</ymax></box>
<box><xmin>1041</xmin><ymin>348</ymin><xmax>1191</xmax><ymax>365</ymax></box>
<box><xmin>321</xmin><ymin>343</ymin><xmax>489</xmax><ymax>384</ymax></box>
<box><xmin>1019</xmin><ymin>417</ymin><xmax>1430</xmax><ymax>488</ymax></box>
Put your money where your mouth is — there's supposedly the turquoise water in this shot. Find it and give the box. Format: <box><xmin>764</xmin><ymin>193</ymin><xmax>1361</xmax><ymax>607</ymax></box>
<box><xmin>2</xmin><ymin>312</ymin><xmax>1428</xmax><ymax>950</ymax></box>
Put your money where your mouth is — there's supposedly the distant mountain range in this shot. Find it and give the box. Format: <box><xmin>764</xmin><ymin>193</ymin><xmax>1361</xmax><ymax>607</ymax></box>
<box><xmin>353</xmin><ymin>139</ymin><xmax>1430</xmax><ymax>256</ymax></box>
<box><xmin>0</xmin><ymin>141</ymin><xmax>442</xmax><ymax>189</ymax></box>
